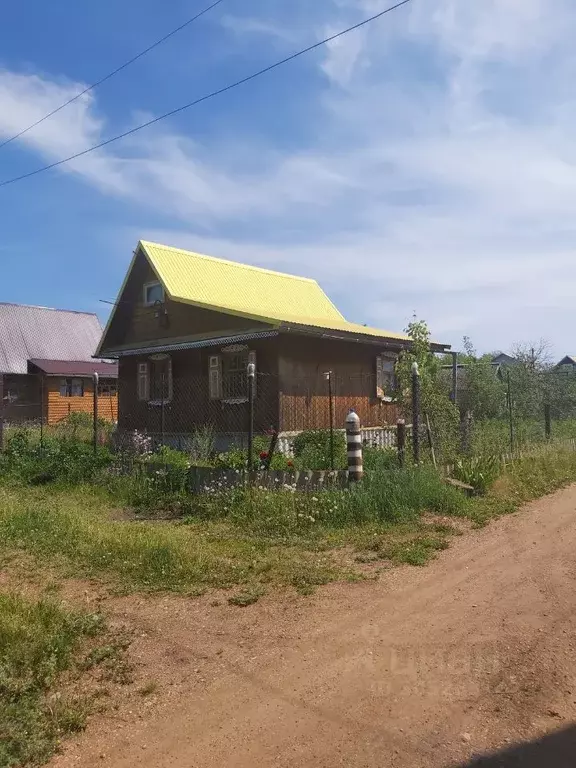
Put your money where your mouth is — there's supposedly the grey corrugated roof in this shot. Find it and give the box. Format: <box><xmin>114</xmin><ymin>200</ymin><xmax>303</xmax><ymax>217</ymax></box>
<box><xmin>0</xmin><ymin>303</ymin><xmax>104</xmax><ymax>374</ymax></box>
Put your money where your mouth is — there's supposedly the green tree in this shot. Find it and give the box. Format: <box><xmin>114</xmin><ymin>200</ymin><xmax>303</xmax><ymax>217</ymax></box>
<box><xmin>396</xmin><ymin>316</ymin><xmax>460</xmax><ymax>463</ymax></box>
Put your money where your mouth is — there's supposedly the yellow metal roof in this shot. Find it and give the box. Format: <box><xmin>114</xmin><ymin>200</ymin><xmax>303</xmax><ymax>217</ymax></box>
<box><xmin>141</xmin><ymin>241</ymin><xmax>344</xmax><ymax>325</ymax></box>
<box><xmin>138</xmin><ymin>240</ymin><xmax>410</xmax><ymax>342</ymax></box>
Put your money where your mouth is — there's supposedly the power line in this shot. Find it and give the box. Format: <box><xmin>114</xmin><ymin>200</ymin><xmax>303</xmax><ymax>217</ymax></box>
<box><xmin>0</xmin><ymin>0</ymin><xmax>412</xmax><ymax>189</ymax></box>
<box><xmin>0</xmin><ymin>0</ymin><xmax>227</xmax><ymax>151</ymax></box>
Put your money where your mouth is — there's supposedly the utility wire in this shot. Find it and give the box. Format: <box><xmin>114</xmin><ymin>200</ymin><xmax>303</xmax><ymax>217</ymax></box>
<box><xmin>0</xmin><ymin>0</ymin><xmax>227</xmax><ymax>151</ymax></box>
<box><xmin>0</xmin><ymin>0</ymin><xmax>412</xmax><ymax>189</ymax></box>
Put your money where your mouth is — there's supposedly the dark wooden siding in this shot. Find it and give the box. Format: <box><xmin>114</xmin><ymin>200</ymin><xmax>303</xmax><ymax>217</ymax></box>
<box><xmin>103</xmin><ymin>249</ymin><xmax>273</xmax><ymax>351</ymax></box>
<box><xmin>2</xmin><ymin>374</ymin><xmax>42</xmax><ymax>423</ymax></box>
<box><xmin>118</xmin><ymin>338</ymin><xmax>279</xmax><ymax>435</ymax></box>
<box><xmin>278</xmin><ymin>335</ymin><xmax>399</xmax><ymax>431</ymax></box>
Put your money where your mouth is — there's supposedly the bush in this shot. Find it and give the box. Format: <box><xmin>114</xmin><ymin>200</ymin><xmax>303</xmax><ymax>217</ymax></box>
<box><xmin>0</xmin><ymin>431</ymin><xmax>113</xmax><ymax>485</ymax></box>
<box><xmin>291</xmin><ymin>430</ymin><xmax>347</xmax><ymax>470</ymax></box>
<box><xmin>363</xmin><ymin>446</ymin><xmax>399</xmax><ymax>471</ymax></box>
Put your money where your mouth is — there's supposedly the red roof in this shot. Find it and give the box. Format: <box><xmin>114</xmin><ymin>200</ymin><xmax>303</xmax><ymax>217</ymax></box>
<box><xmin>29</xmin><ymin>359</ymin><xmax>118</xmax><ymax>378</ymax></box>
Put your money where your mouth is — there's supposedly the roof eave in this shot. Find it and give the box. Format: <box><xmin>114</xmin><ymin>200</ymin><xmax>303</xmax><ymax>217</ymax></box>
<box><xmin>279</xmin><ymin>323</ymin><xmax>450</xmax><ymax>352</ymax></box>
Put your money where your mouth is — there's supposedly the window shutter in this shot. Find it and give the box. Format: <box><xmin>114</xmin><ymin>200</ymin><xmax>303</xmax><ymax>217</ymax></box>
<box><xmin>248</xmin><ymin>350</ymin><xmax>257</xmax><ymax>397</ymax></box>
<box><xmin>209</xmin><ymin>355</ymin><xmax>222</xmax><ymax>400</ymax></box>
<box><xmin>376</xmin><ymin>355</ymin><xmax>385</xmax><ymax>399</ymax></box>
<box><xmin>137</xmin><ymin>362</ymin><xmax>149</xmax><ymax>401</ymax></box>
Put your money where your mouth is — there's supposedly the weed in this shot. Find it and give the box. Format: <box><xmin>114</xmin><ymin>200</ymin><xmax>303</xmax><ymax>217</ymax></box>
<box><xmin>0</xmin><ymin>593</ymin><xmax>104</xmax><ymax>767</ymax></box>
<box><xmin>138</xmin><ymin>681</ymin><xmax>159</xmax><ymax>697</ymax></box>
<box><xmin>228</xmin><ymin>588</ymin><xmax>264</xmax><ymax>607</ymax></box>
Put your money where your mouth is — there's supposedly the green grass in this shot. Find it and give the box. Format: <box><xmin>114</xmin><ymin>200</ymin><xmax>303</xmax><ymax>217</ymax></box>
<box><xmin>2</xmin><ymin>445</ymin><xmax>576</xmax><ymax>602</ymax></box>
<box><xmin>0</xmin><ymin>593</ymin><xmax>105</xmax><ymax>767</ymax></box>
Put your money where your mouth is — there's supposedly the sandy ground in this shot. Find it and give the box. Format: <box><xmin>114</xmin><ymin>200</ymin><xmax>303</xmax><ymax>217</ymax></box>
<box><xmin>51</xmin><ymin>485</ymin><xmax>576</xmax><ymax>768</ymax></box>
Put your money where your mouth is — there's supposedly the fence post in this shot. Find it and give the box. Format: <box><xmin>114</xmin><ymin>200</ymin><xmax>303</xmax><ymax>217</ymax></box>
<box><xmin>425</xmin><ymin>413</ymin><xmax>437</xmax><ymax>468</ymax></box>
<box><xmin>411</xmin><ymin>362</ymin><xmax>420</xmax><ymax>464</ymax></box>
<box><xmin>346</xmin><ymin>409</ymin><xmax>363</xmax><ymax>483</ymax></box>
<box><xmin>264</xmin><ymin>429</ymin><xmax>278</xmax><ymax>470</ymax></box>
<box><xmin>544</xmin><ymin>403</ymin><xmax>551</xmax><ymax>440</ymax></box>
<box><xmin>324</xmin><ymin>371</ymin><xmax>335</xmax><ymax>470</ymax></box>
<box><xmin>93</xmin><ymin>372</ymin><xmax>99</xmax><ymax>454</ymax></box>
<box><xmin>247</xmin><ymin>361</ymin><xmax>256</xmax><ymax>470</ymax></box>
<box><xmin>450</xmin><ymin>350</ymin><xmax>458</xmax><ymax>404</ymax></box>
<box><xmin>397</xmin><ymin>418</ymin><xmax>406</xmax><ymax>468</ymax></box>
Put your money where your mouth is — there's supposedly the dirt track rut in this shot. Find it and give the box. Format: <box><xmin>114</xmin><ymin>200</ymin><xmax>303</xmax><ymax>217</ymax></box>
<box><xmin>53</xmin><ymin>485</ymin><xmax>576</xmax><ymax>767</ymax></box>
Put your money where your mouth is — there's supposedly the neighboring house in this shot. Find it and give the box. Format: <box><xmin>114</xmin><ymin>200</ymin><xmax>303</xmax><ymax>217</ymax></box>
<box><xmin>556</xmin><ymin>356</ymin><xmax>576</xmax><ymax>372</ymax></box>
<box><xmin>96</xmin><ymin>241</ymin><xmax>450</xmax><ymax>443</ymax></box>
<box><xmin>0</xmin><ymin>303</ymin><xmax>118</xmax><ymax>425</ymax></box>
<box><xmin>491</xmin><ymin>352</ymin><xmax>517</xmax><ymax>366</ymax></box>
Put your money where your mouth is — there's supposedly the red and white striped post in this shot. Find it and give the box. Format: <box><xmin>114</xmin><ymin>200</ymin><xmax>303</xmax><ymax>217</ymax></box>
<box><xmin>346</xmin><ymin>409</ymin><xmax>363</xmax><ymax>482</ymax></box>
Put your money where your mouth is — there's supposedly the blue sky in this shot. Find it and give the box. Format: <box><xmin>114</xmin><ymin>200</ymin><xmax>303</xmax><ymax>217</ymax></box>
<box><xmin>1</xmin><ymin>0</ymin><xmax>575</xmax><ymax>358</ymax></box>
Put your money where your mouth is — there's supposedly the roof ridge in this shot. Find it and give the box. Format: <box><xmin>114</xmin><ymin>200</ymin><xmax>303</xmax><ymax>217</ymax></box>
<box><xmin>0</xmin><ymin>302</ymin><xmax>98</xmax><ymax>317</ymax></box>
<box><xmin>139</xmin><ymin>240</ymin><xmax>320</xmax><ymax>286</ymax></box>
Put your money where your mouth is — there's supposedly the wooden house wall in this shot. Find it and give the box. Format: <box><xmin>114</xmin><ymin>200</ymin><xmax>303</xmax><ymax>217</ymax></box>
<box><xmin>46</xmin><ymin>378</ymin><xmax>118</xmax><ymax>425</ymax></box>
<box><xmin>103</xmin><ymin>250</ymin><xmax>272</xmax><ymax>351</ymax></box>
<box><xmin>278</xmin><ymin>335</ymin><xmax>399</xmax><ymax>432</ymax></box>
<box><xmin>117</xmin><ymin>338</ymin><xmax>279</xmax><ymax>436</ymax></box>
<box><xmin>1</xmin><ymin>374</ymin><xmax>42</xmax><ymax>423</ymax></box>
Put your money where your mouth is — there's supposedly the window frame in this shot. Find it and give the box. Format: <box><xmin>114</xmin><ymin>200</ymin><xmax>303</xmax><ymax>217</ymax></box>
<box><xmin>143</xmin><ymin>281</ymin><xmax>165</xmax><ymax>306</ymax></box>
<box><xmin>376</xmin><ymin>354</ymin><xmax>397</xmax><ymax>402</ymax></box>
<box><xmin>137</xmin><ymin>354</ymin><xmax>172</xmax><ymax>405</ymax></box>
<box><xmin>209</xmin><ymin>347</ymin><xmax>256</xmax><ymax>403</ymax></box>
<box><xmin>59</xmin><ymin>378</ymin><xmax>85</xmax><ymax>398</ymax></box>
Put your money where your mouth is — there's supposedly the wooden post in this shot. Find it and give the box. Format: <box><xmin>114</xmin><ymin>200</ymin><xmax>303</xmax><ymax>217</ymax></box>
<box><xmin>411</xmin><ymin>362</ymin><xmax>420</xmax><ymax>464</ymax></box>
<box><xmin>425</xmin><ymin>413</ymin><xmax>437</xmax><ymax>468</ymax></box>
<box><xmin>93</xmin><ymin>372</ymin><xmax>99</xmax><ymax>454</ymax></box>
<box><xmin>544</xmin><ymin>403</ymin><xmax>551</xmax><ymax>440</ymax></box>
<box><xmin>160</xmin><ymin>372</ymin><xmax>166</xmax><ymax>447</ymax></box>
<box><xmin>247</xmin><ymin>362</ymin><xmax>256</xmax><ymax>471</ymax></box>
<box><xmin>264</xmin><ymin>430</ymin><xmax>278</xmax><ymax>470</ymax></box>
<box><xmin>397</xmin><ymin>418</ymin><xmax>406</xmax><ymax>468</ymax></box>
<box><xmin>346</xmin><ymin>409</ymin><xmax>363</xmax><ymax>482</ymax></box>
<box><xmin>450</xmin><ymin>350</ymin><xmax>458</xmax><ymax>404</ymax></box>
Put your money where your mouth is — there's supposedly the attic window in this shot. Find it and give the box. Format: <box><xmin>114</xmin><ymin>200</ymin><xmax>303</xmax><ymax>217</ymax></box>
<box><xmin>143</xmin><ymin>281</ymin><xmax>164</xmax><ymax>306</ymax></box>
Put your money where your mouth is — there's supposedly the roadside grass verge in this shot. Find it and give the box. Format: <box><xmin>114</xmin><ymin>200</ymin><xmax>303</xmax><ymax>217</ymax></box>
<box><xmin>1</xmin><ymin>446</ymin><xmax>576</xmax><ymax>599</ymax></box>
<box><xmin>0</xmin><ymin>593</ymin><xmax>106</xmax><ymax>767</ymax></box>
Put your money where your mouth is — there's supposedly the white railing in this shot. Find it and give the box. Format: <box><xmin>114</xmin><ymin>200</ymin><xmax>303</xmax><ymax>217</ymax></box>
<box><xmin>277</xmin><ymin>425</ymin><xmax>409</xmax><ymax>456</ymax></box>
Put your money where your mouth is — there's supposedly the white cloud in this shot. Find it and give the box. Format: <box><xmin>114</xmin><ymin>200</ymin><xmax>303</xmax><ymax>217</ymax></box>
<box><xmin>2</xmin><ymin>0</ymin><xmax>576</xmax><ymax>354</ymax></box>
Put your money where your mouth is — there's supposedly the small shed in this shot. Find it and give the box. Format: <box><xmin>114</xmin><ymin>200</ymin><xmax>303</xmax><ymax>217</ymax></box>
<box><xmin>0</xmin><ymin>303</ymin><xmax>117</xmax><ymax>425</ymax></box>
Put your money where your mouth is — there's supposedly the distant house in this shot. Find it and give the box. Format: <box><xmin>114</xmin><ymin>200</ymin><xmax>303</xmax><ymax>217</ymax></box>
<box><xmin>96</xmin><ymin>241</ymin><xmax>450</xmax><ymax>444</ymax></box>
<box><xmin>556</xmin><ymin>356</ymin><xmax>576</xmax><ymax>372</ymax></box>
<box><xmin>491</xmin><ymin>352</ymin><xmax>517</xmax><ymax>366</ymax></box>
<box><xmin>0</xmin><ymin>303</ymin><xmax>118</xmax><ymax>425</ymax></box>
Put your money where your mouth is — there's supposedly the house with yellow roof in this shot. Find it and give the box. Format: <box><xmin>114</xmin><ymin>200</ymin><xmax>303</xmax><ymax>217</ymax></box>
<box><xmin>96</xmin><ymin>241</ymin><xmax>450</xmax><ymax>441</ymax></box>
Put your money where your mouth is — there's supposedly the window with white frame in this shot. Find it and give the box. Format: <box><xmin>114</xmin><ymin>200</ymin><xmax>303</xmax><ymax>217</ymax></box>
<box><xmin>209</xmin><ymin>347</ymin><xmax>256</xmax><ymax>401</ymax></box>
<box><xmin>376</xmin><ymin>355</ymin><xmax>396</xmax><ymax>401</ymax></box>
<box><xmin>137</xmin><ymin>355</ymin><xmax>172</xmax><ymax>403</ymax></box>
<box><xmin>143</xmin><ymin>281</ymin><xmax>164</xmax><ymax>306</ymax></box>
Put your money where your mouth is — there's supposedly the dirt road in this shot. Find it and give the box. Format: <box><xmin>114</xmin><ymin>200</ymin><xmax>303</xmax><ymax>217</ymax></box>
<box><xmin>53</xmin><ymin>485</ymin><xmax>576</xmax><ymax>767</ymax></box>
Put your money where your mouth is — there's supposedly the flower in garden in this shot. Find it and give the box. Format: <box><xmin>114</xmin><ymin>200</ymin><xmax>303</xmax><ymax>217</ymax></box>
<box><xmin>287</xmin><ymin>460</ymin><xmax>294</xmax><ymax>467</ymax></box>
<box><xmin>260</xmin><ymin>451</ymin><xmax>268</xmax><ymax>460</ymax></box>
